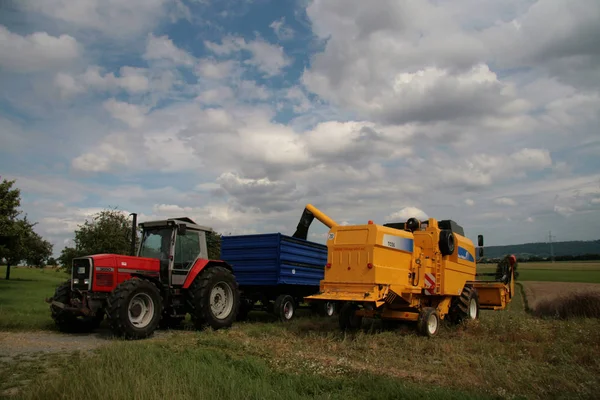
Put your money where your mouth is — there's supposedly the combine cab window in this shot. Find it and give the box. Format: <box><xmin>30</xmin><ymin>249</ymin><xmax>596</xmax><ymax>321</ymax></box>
<box><xmin>175</xmin><ymin>231</ymin><xmax>201</xmax><ymax>270</ymax></box>
<box><xmin>139</xmin><ymin>228</ymin><xmax>172</xmax><ymax>260</ymax></box>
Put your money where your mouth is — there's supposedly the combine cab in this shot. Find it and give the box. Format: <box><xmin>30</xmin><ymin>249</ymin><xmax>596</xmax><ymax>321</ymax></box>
<box><xmin>299</xmin><ymin>204</ymin><xmax>517</xmax><ymax>337</ymax></box>
<box><xmin>47</xmin><ymin>215</ymin><xmax>239</xmax><ymax>339</ymax></box>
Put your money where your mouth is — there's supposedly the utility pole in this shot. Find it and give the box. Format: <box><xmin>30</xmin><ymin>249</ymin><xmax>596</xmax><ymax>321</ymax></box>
<box><xmin>548</xmin><ymin>231</ymin><xmax>555</xmax><ymax>263</ymax></box>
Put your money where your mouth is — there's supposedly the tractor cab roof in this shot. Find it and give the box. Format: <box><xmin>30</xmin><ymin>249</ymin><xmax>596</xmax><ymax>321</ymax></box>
<box><xmin>139</xmin><ymin>217</ymin><xmax>213</xmax><ymax>232</ymax></box>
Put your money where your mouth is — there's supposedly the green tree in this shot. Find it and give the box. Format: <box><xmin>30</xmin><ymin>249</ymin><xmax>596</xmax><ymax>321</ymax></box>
<box><xmin>47</xmin><ymin>257</ymin><xmax>58</xmax><ymax>266</ymax></box>
<box><xmin>206</xmin><ymin>231</ymin><xmax>222</xmax><ymax>260</ymax></box>
<box><xmin>0</xmin><ymin>178</ymin><xmax>53</xmax><ymax>277</ymax></box>
<box><xmin>59</xmin><ymin>208</ymin><xmax>137</xmax><ymax>271</ymax></box>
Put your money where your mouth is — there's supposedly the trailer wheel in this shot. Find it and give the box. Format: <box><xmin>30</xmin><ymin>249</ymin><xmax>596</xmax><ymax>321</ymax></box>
<box><xmin>449</xmin><ymin>286</ymin><xmax>480</xmax><ymax>324</ymax></box>
<box><xmin>50</xmin><ymin>280</ymin><xmax>104</xmax><ymax>333</ymax></box>
<box><xmin>274</xmin><ymin>294</ymin><xmax>295</xmax><ymax>322</ymax></box>
<box><xmin>339</xmin><ymin>302</ymin><xmax>362</xmax><ymax>331</ymax></box>
<box><xmin>187</xmin><ymin>266</ymin><xmax>240</xmax><ymax>330</ymax></box>
<box><xmin>418</xmin><ymin>307</ymin><xmax>440</xmax><ymax>337</ymax></box>
<box><xmin>236</xmin><ymin>297</ymin><xmax>254</xmax><ymax>321</ymax></box>
<box><xmin>106</xmin><ymin>278</ymin><xmax>163</xmax><ymax>340</ymax></box>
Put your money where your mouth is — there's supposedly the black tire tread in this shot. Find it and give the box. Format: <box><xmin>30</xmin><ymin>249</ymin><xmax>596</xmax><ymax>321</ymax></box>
<box><xmin>186</xmin><ymin>266</ymin><xmax>239</xmax><ymax>330</ymax></box>
<box><xmin>105</xmin><ymin>278</ymin><xmax>163</xmax><ymax>340</ymax></box>
<box><xmin>50</xmin><ymin>280</ymin><xmax>103</xmax><ymax>333</ymax></box>
<box><xmin>449</xmin><ymin>286</ymin><xmax>479</xmax><ymax>324</ymax></box>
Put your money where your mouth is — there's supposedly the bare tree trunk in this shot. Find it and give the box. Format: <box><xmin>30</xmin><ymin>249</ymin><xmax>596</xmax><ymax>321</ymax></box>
<box><xmin>5</xmin><ymin>262</ymin><xmax>10</xmax><ymax>280</ymax></box>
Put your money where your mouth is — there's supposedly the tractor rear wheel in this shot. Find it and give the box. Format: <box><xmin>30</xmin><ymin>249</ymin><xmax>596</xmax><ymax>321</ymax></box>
<box><xmin>417</xmin><ymin>307</ymin><xmax>440</xmax><ymax>337</ymax></box>
<box><xmin>448</xmin><ymin>286</ymin><xmax>480</xmax><ymax>324</ymax></box>
<box><xmin>50</xmin><ymin>280</ymin><xmax>104</xmax><ymax>333</ymax></box>
<box><xmin>106</xmin><ymin>278</ymin><xmax>163</xmax><ymax>340</ymax></box>
<box><xmin>187</xmin><ymin>266</ymin><xmax>239</xmax><ymax>330</ymax></box>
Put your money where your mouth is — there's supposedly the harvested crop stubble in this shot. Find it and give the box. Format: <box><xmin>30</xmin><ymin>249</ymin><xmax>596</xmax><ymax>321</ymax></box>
<box><xmin>532</xmin><ymin>291</ymin><xmax>600</xmax><ymax>319</ymax></box>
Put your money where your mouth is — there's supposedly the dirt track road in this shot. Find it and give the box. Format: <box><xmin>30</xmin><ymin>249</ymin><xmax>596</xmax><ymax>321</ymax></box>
<box><xmin>0</xmin><ymin>329</ymin><xmax>171</xmax><ymax>361</ymax></box>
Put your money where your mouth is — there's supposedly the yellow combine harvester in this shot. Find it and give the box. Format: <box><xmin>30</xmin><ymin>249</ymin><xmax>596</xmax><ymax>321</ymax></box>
<box><xmin>293</xmin><ymin>204</ymin><xmax>517</xmax><ymax>337</ymax></box>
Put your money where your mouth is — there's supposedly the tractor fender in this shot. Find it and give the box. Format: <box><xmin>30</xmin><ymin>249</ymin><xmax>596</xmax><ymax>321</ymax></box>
<box><xmin>130</xmin><ymin>273</ymin><xmax>162</xmax><ymax>291</ymax></box>
<box><xmin>182</xmin><ymin>259</ymin><xmax>234</xmax><ymax>289</ymax></box>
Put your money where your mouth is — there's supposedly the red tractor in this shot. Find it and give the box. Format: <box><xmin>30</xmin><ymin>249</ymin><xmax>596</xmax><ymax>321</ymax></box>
<box><xmin>47</xmin><ymin>215</ymin><xmax>240</xmax><ymax>339</ymax></box>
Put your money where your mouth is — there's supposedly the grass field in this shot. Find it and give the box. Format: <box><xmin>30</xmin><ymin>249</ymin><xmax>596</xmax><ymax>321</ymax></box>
<box><xmin>2</xmin><ymin>265</ymin><xmax>600</xmax><ymax>399</ymax></box>
<box><xmin>0</xmin><ymin>266</ymin><xmax>69</xmax><ymax>330</ymax></box>
<box><xmin>478</xmin><ymin>261</ymin><xmax>600</xmax><ymax>283</ymax></box>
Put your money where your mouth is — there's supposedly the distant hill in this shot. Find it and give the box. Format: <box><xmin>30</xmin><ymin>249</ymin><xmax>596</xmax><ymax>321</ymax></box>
<box><xmin>481</xmin><ymin>239</ymin><xmax>600</xmax><ymax>261</ymax></box>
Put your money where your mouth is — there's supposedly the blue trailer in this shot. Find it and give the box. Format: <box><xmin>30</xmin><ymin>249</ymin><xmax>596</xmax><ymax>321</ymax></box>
<box><xmin>220</xmin><ymin>232</ymin><xmax>336</xmax><ymax>321</ymax></box>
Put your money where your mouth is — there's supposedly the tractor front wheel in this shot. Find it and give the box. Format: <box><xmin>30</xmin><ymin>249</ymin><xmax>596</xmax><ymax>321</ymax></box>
<box><xmin>50</xmin><ymin>280</ymin><xmax>104</xmax><ymax>333</ymax></box>
<box><xmin>417</xmin><ymin>307</ymin><xmax>440</xmax><ymax>337</ymax></box>
<box><xmin>187</xmin><ymin>266</ymin><xmax>239</xmax><ymax>330</ymax></box>
<box><xmin>106</xmin><ymin>278</ymin><xmax>163</xmax><ymax>340</ymax></box>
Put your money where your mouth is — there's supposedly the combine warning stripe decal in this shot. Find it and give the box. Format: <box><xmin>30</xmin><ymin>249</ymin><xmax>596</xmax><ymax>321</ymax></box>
<box><xmin>424</xmin><ymin>273</ymin><xmax>436</xmax><ymax>295</ymax></box>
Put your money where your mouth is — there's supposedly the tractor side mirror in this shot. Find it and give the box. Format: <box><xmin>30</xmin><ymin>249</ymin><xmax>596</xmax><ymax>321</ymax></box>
<box><xmin>177</xmin><ymin>223</ymin><xmax>187</xmax><ymax>236</ymax></box>
<box><xmin>478</xmin><ymin>234</ymin><xmax>484</xmax><ymax>247</ymax></box>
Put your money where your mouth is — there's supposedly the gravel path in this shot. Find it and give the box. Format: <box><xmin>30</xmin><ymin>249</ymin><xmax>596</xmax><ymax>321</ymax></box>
<box><xmin>0</xmin><ymin>329</ymin><xmax>170</xmax><ymax>360</ymax></box>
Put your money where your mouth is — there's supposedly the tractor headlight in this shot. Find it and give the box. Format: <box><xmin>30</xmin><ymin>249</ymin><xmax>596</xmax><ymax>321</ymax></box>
<box><xmin>84</xmin><ymin>279</ymin><xmax>90</xmax><ymax>285</ymax></box>
<box><xmin>73</xmin><ymin>279</ymin><xmax>79</xmax><ymax>284</ymax></box>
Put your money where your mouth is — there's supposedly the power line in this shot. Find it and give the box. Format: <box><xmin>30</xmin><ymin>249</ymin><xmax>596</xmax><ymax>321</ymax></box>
<box><xmin>548</xmin><ymin>230</ymin><xmax>556</xmax><ymax>263</ymax></box>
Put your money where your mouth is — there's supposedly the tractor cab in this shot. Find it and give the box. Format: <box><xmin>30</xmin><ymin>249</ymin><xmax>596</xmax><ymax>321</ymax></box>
<box><xmin>137</xmin><ymin>217</ymin><xmax>212</xmax><ymax>286</ymax></box>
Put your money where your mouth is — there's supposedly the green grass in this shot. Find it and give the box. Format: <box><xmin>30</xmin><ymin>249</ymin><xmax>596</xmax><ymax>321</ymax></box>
<box><xmin>478</xmin><ymin>261</ymin><xmax>600</xmax><ymax>283</ymax></box>
<box><xmin>2</xmin><ymin>266</ymin><xmax>600</xmax><ymax>399</ymax></box>
<box><xmin>9</xmin><ymin>344</ymin><xmax>485</xmax><ymax>400</ymax></box>
<box><xmin>0</xmin><ymin>266</ymin><xmax>69</xmax><ymax>330</ymax></box>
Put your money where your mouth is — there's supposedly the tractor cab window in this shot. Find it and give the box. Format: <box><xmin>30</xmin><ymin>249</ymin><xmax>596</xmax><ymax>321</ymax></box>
<box><xmin>139</xmin><ymin>228</ymin><xmax>172</xmax><ymax>260</ymax></box>
<box><xmin>174</xmin><ymin>230</ymin><xmax>201</xmax><ymax>270</ymax></box>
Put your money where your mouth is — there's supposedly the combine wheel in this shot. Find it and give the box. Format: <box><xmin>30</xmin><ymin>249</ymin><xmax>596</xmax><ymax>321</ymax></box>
<box><xmin>339</xmin><ymin>302</ymin><xmax>362</xmax><ymax>331</ymax></box>
<box><xmin>448</xmin><ymin>286</ymin><xmax>480</xmax><ymax>324</ymax></box>
<box><xmin>274</xmin><ymin>294</ymin><xmax>296</xmax><ymax>322</ymax></box>
<box><xmin>417</xmin><ymin>307</ymin><xmax>440</xmax><ymax>337</ymax></box>
<box><xmin>312</xmin><ymin>300</ymin><xmax>336</xmax><ymax>317</ymax></box>
<box><xmin>187</xmin><ymin>266</ymin><xmax>239</xmax><ymax>330</ymax></box>
<box><xmin>106</xmin><ymin>278</ymin><xmax>163</xmax><ymax>340</ymax></box>
<box><xmin>50</xmin><ymin>280</ymin><xmax>104</xmax><ymax>333</ymax></box>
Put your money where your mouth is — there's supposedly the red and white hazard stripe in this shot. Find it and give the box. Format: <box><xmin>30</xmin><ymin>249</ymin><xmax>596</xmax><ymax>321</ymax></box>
<box><xmin>424</xmin><ymin>273</ymin><xmax>436</xmax><ymax>295</ymax></box>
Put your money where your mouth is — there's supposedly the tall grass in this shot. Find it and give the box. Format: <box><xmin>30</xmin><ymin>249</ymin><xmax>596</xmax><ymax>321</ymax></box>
<box><xmin>533</xmin><ymin>291</ymin><xmax>600</xmax><ymax>319</ymax></box>
<box><xmin>17</xmin><ymin>343</ymin><xmax>485</xmax><ymax>400</ymax></box>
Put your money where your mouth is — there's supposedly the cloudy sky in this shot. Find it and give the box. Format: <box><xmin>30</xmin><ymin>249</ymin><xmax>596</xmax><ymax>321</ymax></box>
<box><xmin>1</xmin><ymin>0</ymin><xmax>599</xmax><ymax>257</ymax></box>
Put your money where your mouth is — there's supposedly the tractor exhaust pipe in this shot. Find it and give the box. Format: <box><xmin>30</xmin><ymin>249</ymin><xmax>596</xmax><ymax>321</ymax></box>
<box><xmin>129</xmin><ymin>213</ymin><xmax>137</xmax><ymax>256</ymax></box>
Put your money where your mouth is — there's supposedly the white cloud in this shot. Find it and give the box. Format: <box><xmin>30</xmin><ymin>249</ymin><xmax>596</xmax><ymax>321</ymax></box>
<box><xmin>385</xmin><ymin>207</ymin><xmax>429</xmax><ymax>222</ymax></box>
<box><xmin>204</xmin><ymin>35</ymin><xmax>292</xmax><ymax>76</ymax></box>
<box><xmin>103</xmin><ymin>99</ymin><xmax>148</xmax><ymax>128</ymax></box>
<box><xmin>54</xmin><ymin>66</ymin><xmax>154</xmax><ymax>98</ymax></box>
<box><xmin>465</xmin><ymin>199</ymin><xmax>475</xmax><ymax>206</ymax></box>
<box><xmin>144</xmin><ymin>33</ymin><xmax>195</xmax><ymax>66</ymax></box>
<box><xmin>21</xmin><ymin>0</ymin><xmax>172</xmax><ymax>38</ymax></box>
<box><xmin>494</xmin><ymin>197</ymin><xmax>517</xmax><ymax>206</ymax></box>
<box><xmin>270</xmin><ymin>17</ymin><xmax>294</xmax><ymax>40</ymax></box>
<box><xmin>0</xmin><ymin>25</ymin><xmax>80</xmax><ymax>72</ymax></box>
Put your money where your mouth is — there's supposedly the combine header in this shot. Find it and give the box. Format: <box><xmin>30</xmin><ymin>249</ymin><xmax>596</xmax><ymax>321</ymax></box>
<box><xmin>297</xmin><ymin>204</ymin><xmax>517</xmax><ymax>336</ymax></box>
